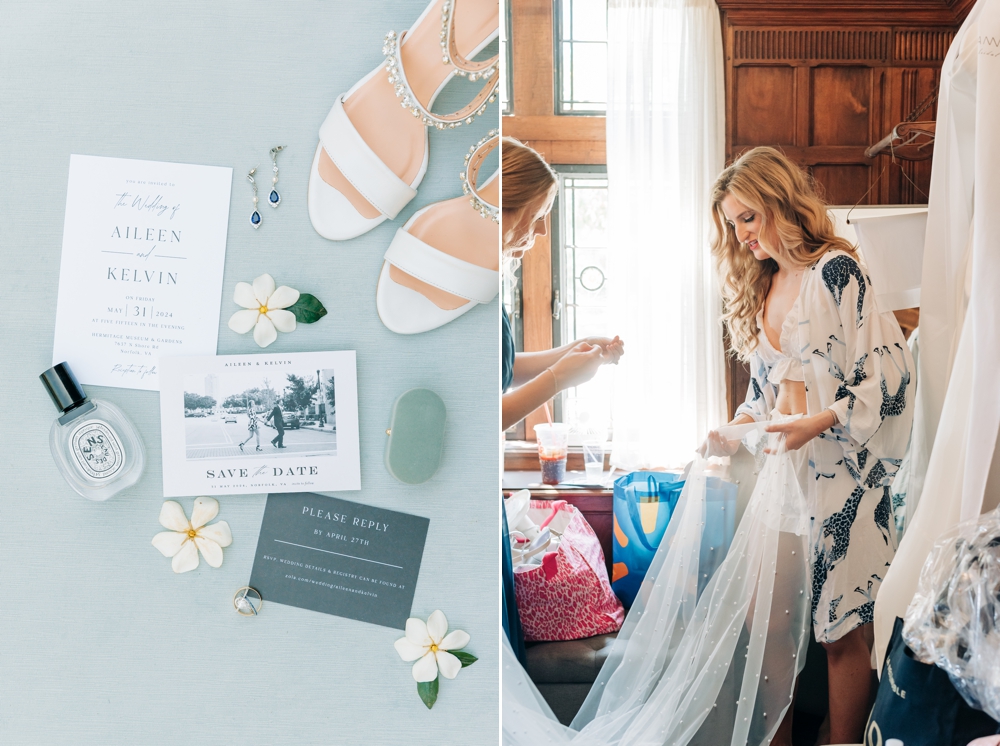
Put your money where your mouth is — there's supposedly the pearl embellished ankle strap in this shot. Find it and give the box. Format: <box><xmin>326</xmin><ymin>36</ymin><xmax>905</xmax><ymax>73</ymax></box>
<box><xmin>461</xmin><ymin>129</ymin><xmax>499</xmax><ymax>223</ymax></box>
<box><xmin>382</xmin><ymin>24</ymin><xmax>498</xmax><ymax>129</ymax></box>
<box><xmin>439</xmin><ymin>0</ymin><xmax>499</xmax><ymax>80</ymax></box>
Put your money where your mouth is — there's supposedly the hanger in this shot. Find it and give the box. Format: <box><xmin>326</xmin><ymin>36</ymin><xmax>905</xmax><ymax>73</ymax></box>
<box><xmin>847</xmin><ymin>92</ymin><xmax>938</xmax><ymax>222</ymax></box>
<box><xmin>865</xmin><ymin>91</ymin><xmax>938</xmax><ymax>160</ymax></box>
<box><xmin>865</xmin><ymin>121</ymin><xmax>937</xmax><ymax>160</ymax></box>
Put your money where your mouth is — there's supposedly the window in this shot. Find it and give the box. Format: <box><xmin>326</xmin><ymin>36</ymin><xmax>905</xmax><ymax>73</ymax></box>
<box><xmin>500</xmin><ymin>0</ymin><xmax>512</xmax><ymax>114</ymax></box>
<box><xmin>503</xmin><ymin>0</ymin><xmax>609</xmax><ymax>454</ymax></box>
<box><xmin>503</xmin><ymin>170</ymin><xmax>612</xmax><ymax>444</ymax></box>
<box><xmin>551</xmin><ymin>167</ymin><xmax>612</xmax><ymax>440</ymax></box>
<box><xmin>554</xmin><ymin>0</ymin><xmax>608</xmax><ymax>114</ymax></box>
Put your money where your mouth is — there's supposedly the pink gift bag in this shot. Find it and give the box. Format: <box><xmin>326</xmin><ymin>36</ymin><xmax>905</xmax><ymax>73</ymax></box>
<box><xmin>514</xmin><ymin>500</ymin><xmax>624</xmax><ymax>641</ymax></box>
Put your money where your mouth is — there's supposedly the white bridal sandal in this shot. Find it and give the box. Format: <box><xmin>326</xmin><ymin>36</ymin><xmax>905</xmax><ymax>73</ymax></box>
<box><xmin>308</xmin><ymin>0</ymin><xmax>499</xmax><ymax>240</ymax></box>
<box><xmin>376</xmin><ymin>130</ymin><xmax>498</xmax><ymax>334</ymax></box>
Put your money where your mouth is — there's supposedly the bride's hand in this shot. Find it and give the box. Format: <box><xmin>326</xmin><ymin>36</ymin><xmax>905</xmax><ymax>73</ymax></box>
<box><xmin>764</xmin><ymin>411</ymin><xmax>837</xmax><ymax>452</ymax></box>
<box><xmin>698</xmin><ymin>429</ymin><xmax>740</xmax><ymax>458</ymax></box>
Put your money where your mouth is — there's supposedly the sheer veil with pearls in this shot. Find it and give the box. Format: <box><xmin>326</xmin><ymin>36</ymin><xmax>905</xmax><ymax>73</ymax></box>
<box><xmin>503</xmin><ymin>436</ymin><xmax>814</xmax><ymax>746</ymax></box>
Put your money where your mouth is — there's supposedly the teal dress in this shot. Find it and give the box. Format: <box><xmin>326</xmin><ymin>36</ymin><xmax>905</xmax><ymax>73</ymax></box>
<box><xmin>502</xmin><ymin>309</ymin><xmax>527</xmax><ymax>665</ymax></box>
<box><xmin>503</xmin><ymin>307</ymin><xmax>514</xmax><ymax>392</ymax></box>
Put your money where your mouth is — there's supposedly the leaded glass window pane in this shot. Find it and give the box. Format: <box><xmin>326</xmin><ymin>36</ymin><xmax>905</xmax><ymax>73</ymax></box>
<box><xmin>556</xmin><ymin>0</ymin><xmax>608</xmax><ymax>114</ymax></box>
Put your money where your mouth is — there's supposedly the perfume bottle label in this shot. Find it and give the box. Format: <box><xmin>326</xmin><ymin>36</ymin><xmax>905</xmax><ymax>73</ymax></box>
<box><xmin>70</xmin><ymin>420</ymin><xmax>125</xmax><ymax>480</ymax></box>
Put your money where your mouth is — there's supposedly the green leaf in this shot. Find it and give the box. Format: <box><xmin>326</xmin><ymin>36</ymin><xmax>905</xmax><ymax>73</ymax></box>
<box><xmin>417</xmin><ymin>677</ymin><xmax>439</xmax><ymax>709</ymax></box>
<box><xmin>287</xmin><ymin>293</ymin><xmax>327</xmax><ymax>324</ymax></box>
<box><xmin>451</xmin><ymin>651</ymin><xmax>478</xmax><ymax>668</ymax></box>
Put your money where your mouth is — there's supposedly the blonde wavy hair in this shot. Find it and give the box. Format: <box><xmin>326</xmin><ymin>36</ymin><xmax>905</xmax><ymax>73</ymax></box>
<box><xmin>710</xmin><ymin>147</ymin><xmax>857</xmax><ymax>361</ymax></box>
<box><xmin>501</xmin><ymin>137</ymin><xmax>557</xmax><ymax>254</ymax></box>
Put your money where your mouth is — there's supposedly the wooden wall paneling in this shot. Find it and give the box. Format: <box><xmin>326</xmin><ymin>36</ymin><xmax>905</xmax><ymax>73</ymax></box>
<box><xmin>811</xmin><ymin>164</ymin><xmax>874</xmax><ymax>205</ymax></box>
<box><xmin>811</xmin><ymin>66</ymin><xmax>873</xmax><ymax>146</ymax></box>
<box><xmin>731</xmin><ymin>28</ymin><xmax>890</xmax><ymax>61</ymax></box>
<box><xmin>894</xmin><ymin>28</ymin><xmax>956</xmax><ymax>61</ymax></box>
<box><xmin>722</xmin><ymin>319</ymin><xmax>752</xmax><ymax>425</ymax></box>
<box><xmin>716</xmin><ymin>0</ymin><xmax>975</xmax><ymax>27</ymax></box>
<box><xmin>732</xmin><ymin>66</ymin><xmax>797</xmax><ymax>147</ymax></box>
<box><xmin>795</xmin><ymin>66</ymin><xmax>811</xmax><ymax>147</ymax></box>
<box><xmin>874</xmin><ymin>67</ymin><xmax>890</xmax><ymax>204</ymax></box>
<box><xmin>724</xmin><ymin>21</ymin><xmax>736</xmax><ymax>162</ymax></box>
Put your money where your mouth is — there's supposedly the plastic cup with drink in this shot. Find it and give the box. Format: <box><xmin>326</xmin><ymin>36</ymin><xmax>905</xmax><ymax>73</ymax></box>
<box><xmin>534</xmin><ymin>423</ymin><xmax>570</xmax><ymax>485</ymax></box>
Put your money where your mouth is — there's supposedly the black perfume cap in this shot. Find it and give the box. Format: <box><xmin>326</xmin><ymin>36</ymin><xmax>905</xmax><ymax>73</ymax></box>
<box><xmin>40</xmin><ymin>362</ymin><xmax>89</xmax><ymax>413</ymax></box>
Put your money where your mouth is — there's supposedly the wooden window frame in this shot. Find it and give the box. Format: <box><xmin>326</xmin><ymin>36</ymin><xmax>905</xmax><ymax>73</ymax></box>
<box><xmin>504</xmin><ymin>0</ymin><xmax>607</xmax><ymax>466</ymax></box>
<box><xmin>549</xmin><ymin>165</ymin><xmax>611</xmax><ymax>429</ymax></box>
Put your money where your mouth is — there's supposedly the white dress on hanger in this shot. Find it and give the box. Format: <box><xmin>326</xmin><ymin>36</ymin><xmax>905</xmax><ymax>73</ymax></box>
<box><xmin>874</xmin><ymin>0</ymin><xmax>1000</xmax><ymax>668</ymax></box>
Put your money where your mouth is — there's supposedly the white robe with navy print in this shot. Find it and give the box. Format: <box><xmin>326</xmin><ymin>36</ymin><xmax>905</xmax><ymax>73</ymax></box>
<box><xmin>736</xmin><ymin>249</ymin><xmax>915</xmax><ymax>642</ymax></box>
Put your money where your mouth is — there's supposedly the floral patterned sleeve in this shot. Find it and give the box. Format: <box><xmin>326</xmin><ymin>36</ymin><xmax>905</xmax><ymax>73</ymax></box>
<box><xmin>814</xmin><ymin>254</ymin><xmax>914</xmax><ymax>456</ymax></box>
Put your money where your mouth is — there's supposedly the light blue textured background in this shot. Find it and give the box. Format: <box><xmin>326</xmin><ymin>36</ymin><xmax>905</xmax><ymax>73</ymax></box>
<box><xmin>0</xmin><ymin>2</ymin><xmax>500</xmax><ymax>743</ymax></box>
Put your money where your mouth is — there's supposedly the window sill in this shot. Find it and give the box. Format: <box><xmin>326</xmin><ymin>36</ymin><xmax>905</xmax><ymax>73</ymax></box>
<box><xmin>504</xmin><ymin>440</ymin><xmax>611</xmax><ymax>472</ymax></box>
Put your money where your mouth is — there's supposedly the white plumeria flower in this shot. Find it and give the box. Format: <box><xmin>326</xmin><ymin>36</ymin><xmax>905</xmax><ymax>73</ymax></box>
<box><xmin>394</xmin><ymin>610</ymin><xmax>470</xmax><ymax>682</ymax></box>
<box><xmin>151</xmin><ymin>496</ymin><xmax>233</xmax><ymax>573</ymax></box>
<box><xmin>228</xmin><ymin>273</ymin><xmax>299</xmax><ymax>348</ymax></box>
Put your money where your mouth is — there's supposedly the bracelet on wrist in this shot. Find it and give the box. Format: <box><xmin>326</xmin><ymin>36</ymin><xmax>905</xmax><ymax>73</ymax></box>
<box><xmin>546</xmin><ymin>367</ymin><xmax>559</xmax><ymax>395</ymax></box>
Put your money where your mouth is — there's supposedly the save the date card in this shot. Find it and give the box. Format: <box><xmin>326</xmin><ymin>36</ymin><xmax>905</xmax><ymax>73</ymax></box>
<box><xmin>157</xmin><ymin>351</ymin><xmax>360</xmax><ymax>496</ymax></box>
<box><xmin>249</xmin><ymin>493</ymin><xmax>429</xmax><ymax>629</ymax></box>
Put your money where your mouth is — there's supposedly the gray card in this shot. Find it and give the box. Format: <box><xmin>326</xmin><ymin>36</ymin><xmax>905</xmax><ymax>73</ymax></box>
<box><xmin>249</xmin><ymin>493</ymin><xmax>429</xmax><ymax>629</ymax></box>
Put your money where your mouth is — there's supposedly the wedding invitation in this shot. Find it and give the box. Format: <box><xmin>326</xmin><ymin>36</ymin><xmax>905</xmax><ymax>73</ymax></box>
<box><xmin>249</xmin><ymin>493</ymin><xmax>429</xmax><ymax>629</ymax></box>
<box><xmin>52</xmin><ymin>155</ymin><xmax>232</xmax><ymax>390</ymax></box>
<box><xmin>157</xmin><ymin>351</ymin><xmax>360</xmax><ymax>496</ymax></box>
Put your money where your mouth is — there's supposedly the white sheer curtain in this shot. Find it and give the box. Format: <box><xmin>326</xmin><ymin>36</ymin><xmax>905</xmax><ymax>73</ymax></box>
<box><xmin>606</xmin><ymin>0</ymin><xmax>727</xmax><ymax>470</ymax></box>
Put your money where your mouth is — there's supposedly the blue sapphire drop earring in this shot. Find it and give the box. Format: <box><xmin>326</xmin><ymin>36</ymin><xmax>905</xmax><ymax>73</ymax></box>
<box><xmin>268</xmin><ymin>145</ymin><xmax>285</xmax><ymax>208</ymax></box>
<box><xmin>248</xmin><ymin>167</ymin><xmax>262</xmax><ymax>229</ymax></box>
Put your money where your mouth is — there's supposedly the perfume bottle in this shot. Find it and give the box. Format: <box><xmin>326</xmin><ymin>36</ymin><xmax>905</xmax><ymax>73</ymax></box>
<box><xmin>40</xmin><ymin>362</ymin><xmax>146</xmax><ymax>501</ymax></box>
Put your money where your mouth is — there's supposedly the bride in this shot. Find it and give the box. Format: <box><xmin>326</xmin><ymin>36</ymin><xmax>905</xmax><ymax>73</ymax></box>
<box><xmin>503</xmin><ymin>147</ymin><xmax>914</xmax><ymax>746</ymax></box>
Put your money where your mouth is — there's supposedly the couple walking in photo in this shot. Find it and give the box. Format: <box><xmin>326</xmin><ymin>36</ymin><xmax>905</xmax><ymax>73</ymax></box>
<box><xmin>238</xmin><ymin>402</ymin><xmax>286</xmax><ymax>452</ymax></box>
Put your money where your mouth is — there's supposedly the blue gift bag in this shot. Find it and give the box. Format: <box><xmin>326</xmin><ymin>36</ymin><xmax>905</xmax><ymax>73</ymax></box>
<box><xmin>611</xmin><ymin>472</ymin><xmax>685</xmax><ymax>607</ymax></box>
<box><xmin>612</xmin><ymin>471</ymin><xmax>737</xmax><ymax>607</ymax></box>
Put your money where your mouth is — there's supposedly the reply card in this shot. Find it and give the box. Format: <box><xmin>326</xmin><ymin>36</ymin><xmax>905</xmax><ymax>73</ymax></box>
<box><xmin>249</xmin><ymin>493</ymin><xmax>429</xmax><ymax>629</ymax></box>
<box><xmin>52</xmin><ymin>155</ymin><xmax>232</xmax><ymax>390</ymax></box>
<box><xmin>158</xmin><ymin>351</ymin><xmax>360</xmax><ymax>496</ymax></box>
